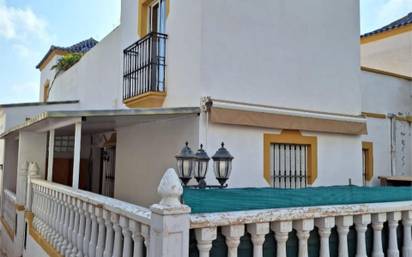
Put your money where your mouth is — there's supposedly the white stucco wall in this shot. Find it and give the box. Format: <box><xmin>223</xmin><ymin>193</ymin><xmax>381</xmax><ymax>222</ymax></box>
<box><xmin>115</xmin><ymin>115</ymin><xmax>199</xmax><ymax>207</ymax></box>
<box><xmin>23</xmin><ymin>233</ymin><xmax>49</xmax><ymax>257</ymax></box>
<box><xmin>39</xmin><ymin>55</ymin><xmax>63</xmax><ymax>101</ymax></box>
<box><xmin>360</xmin><ymin>70</ymin><xmax>412</xmax><ymax>185</ymax></box>
<box><xmin>204</xmin><ymin>122</ymin><xmax>363</xmax><ymax>188</ymax></box>
<box><xmin>159</xmin><ymin>0</ymin><xmax>362</xmax><ymax>116</ymax></box>
<box><xmin>361</xmin><ymin>31</ymin><xmax>412</xmax><ymax>77</ymax></box>
<box><xmin>48</xmin><ymin>27</ymin><xmax>123</xmax><ymax>110</ymax></box>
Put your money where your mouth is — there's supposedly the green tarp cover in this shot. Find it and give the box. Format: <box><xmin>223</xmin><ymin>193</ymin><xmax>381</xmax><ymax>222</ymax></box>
<box><xmin>182</xmin><ymin>186</ymin><xmax>412</xmax><ymax>214</ymax></box>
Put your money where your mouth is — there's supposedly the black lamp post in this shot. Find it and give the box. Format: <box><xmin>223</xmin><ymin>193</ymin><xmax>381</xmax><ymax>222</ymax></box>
<box><xmin>175</xmin><ymin>142</ymin><xmax>195</xmax><ymax>186</ymax></box>
<box><xmin>212</xmin><ymin>142</ymin><xmax>234</xmax><ymax>187</ymax></box>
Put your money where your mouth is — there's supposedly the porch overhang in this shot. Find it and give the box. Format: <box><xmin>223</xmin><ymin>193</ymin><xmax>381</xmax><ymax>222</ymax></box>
<box><xmin>0</xmin><ymin>107</ymin><xmax>201</xmax><ymax>138</ymax></box>
<box><xmin>208</xmin><ymin>99</ymin><xmax>367</xmax><ymax>135</ymax></box>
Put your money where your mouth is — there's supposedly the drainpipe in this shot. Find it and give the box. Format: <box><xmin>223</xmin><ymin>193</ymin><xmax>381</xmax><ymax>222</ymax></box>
<box><xmin>388</xmin><ymin>113</ymin><xmax>396</xmax><ymax>176</ymax></box>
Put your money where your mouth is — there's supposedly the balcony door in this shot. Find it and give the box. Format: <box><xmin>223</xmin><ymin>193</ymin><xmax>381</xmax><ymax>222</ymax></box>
<box><xmin>148</xmin><ymin>0</ymin><xmax>166</xmax><ymax>33</ymax></box>
<box><xmin>148</xmin><ymin>0</ymin><xmax>166</xmax><ymax>91</ymax></box>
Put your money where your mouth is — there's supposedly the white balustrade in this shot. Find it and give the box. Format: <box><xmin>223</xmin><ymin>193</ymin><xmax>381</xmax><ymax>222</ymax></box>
<box><xmin>28</xmin><ymin>179</ymin><xmax>151</xmax><ymax>257</ymax></box>
<box><xmin>3</xmin><ymin>189</ymin><xmax>17</xmax><ymax>235</ymax></box>
<box><xmin>190</xmin><ymin>201</ymin><xmax>412</xmax><ymax>257</ymax></box>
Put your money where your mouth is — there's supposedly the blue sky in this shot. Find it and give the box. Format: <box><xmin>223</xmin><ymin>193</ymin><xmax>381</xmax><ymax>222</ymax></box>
<box><xmin>0</xmin><ymin>0</ymin><xmax>411</xmax><ymax>104</ymax></box>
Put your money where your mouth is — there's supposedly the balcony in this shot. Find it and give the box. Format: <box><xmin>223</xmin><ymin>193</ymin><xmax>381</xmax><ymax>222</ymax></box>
<box><xmin>123</xmin><ymin>32</ymin><xmax>168</xmax><ymax>108</ymax></box>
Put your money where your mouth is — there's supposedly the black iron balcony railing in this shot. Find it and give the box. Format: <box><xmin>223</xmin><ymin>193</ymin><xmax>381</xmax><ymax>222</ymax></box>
<box><xmin>123</xmin><ymin>32</ymin><xmax>168</xmax><ymax>100</ymax></box>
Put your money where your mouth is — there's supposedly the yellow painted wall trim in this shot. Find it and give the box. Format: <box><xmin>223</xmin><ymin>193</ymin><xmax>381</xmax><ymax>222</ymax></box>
<box><xmin>25</xmin><ymin>211</ymin><xmax>64</xmax><ymax>257</ymax></box>
<box><xmin>362</xmin><ymin>141</ymin><xmax>374</xmax><ymax>182</ymax></box>
<box><xmin>138</xmin><ymin>0</ymin><xmax>170</xmax><ymax>37</ymax></box>
<box><xmin>361</xmin><ymin>23</ymin><xmax>412</xmax><ymax>44</ymax></box>
<box><xmin>263</xmin><ymin>130</ymin><xmax>318</xmax><ymax>185</ymax></box>
<box><xmin>123</xmin><ymin>91</ymin><xmax>166</xmax><ymax>108</ymax></box>
<box><xmin>15</xmin><ymin>204</ymin><xmax>25</xmax><ymax>212</ymax></box>
<box><xmin>0</xmin><ymin>216</ymin><xmax>14</xmax><ymax>241</ymax></box>
<box><xmin>361</xmin><ymin>66</ymin><xmax>412</xmax><ymax>81</ymax></box>
<box><xmin>361</xmin><ymin>112</ymin><xmax>387</xmax><ymax>119</ymax></box>
<box><xmin>37</xmin><ymin>49</ymin><xmax>69</xmax><ymax>71</ymax></box>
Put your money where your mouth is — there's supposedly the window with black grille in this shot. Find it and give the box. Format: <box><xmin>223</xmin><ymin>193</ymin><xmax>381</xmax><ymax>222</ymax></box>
<box><xmin>271</xmin><ymin>143</ymin><xmax>308</xmax><ymax>188</ymax></box>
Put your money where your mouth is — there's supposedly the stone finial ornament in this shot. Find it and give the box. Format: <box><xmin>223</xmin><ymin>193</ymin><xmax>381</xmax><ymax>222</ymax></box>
<box><xmin>28</xmin><ymin>162</ymin><xmax>40</xmax><ymax>177</ymax></box>
<box><xmin>157</xmin><ymin>168</ymin><xmax>183</xmax><ymax>207</ymax></box>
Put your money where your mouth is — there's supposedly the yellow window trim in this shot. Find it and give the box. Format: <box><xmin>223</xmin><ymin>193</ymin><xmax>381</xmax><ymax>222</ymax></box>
<box><xmin>263</xmin><ymin>130</ymin><xmax>318</xmax><ymax>186</ymax></box>
<box><xmin>138</xmin><ymin>0</ymin><xmax>170</xmax><ymax>37</ymax></box>
<box><xmin>362</xmin><ymin>141</ymin><xmax>374</xmax><ymax>182</ymax></box>
<box><xmin>123</xmin><ymin>91</ymin><xmax>166</xmax><ymax>108</ymax></box>
<box><xmin>361</xmin><ymin>23</ymin><xmax>412</xmax><ymax>45</ymax></box>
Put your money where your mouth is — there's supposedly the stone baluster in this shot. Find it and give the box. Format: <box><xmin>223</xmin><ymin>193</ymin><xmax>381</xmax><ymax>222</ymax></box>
<box><xmin>402</xmin><ymin>211</ymin><xmax>412</xmax><ymax>257</ymax></box>
<box><xmin>336</xmin><ymin>216</ymin><xmax>353</xmax><ymax>257</ymax></box>
<box><xmin>112</xmin><ymin>213</ymin><xmax>123</xmax><ymax>257</ymax></box>
<box><xmin>247</xmin><ymin>223</ymin><xmax>269</xmax><ymax>257</ymax></box>
<box><xmin>120</xmin><ymin>216</ymin><xmax>133</xmax><ymax>257</ymax></box>
<box><xmin>316</xmin><ymin>217</ymin><xmax>335</xmax><ymax>257</ymax></box>
<box><xmin>59</xmin><ymin>194</ymin><xmax>71</xmax><ymax>254</ymax></box>
<box><xmin>129</xmin><ymin>220</ymin><xmax>143</xmax><ymax>257</ymax></box>
<box><xmin>41</xmin><ymin>187</ymin><xmax>52</xmax><ymax>236</ymax></box>
<box><xmin>46</xmin><ymin>190</ymin><xmax>58</xmax><ymax>242</ymax></box>
<box><xmin>272</xmin><ymin>221</ymin><xmax>292</xmax><ymax>257</ymax></box>
<box><xmin>141</xmin><ymin>224</ymin><xmax>150</xmax><ymax>257</ymax></box>
<box><xmin>222</xmin><ymin>225</ymin><xmax>245</xmax><ymax>257</ymax></box>
<box><xmin>293</xmin><ymin>219</ymin><xmax>314</xmax><ymax>257</ymax></box>
<box><xmin>95</xmin><ymin>208</ymin><xmax>106</xmax><ymax>257</ymax></box>
<box><xmin>56</xmin><ymin>193</ymin><xmax>66</xmax><ymax>249</ymax></box>
<box><xmin>387</xmin><ymin>212</ymin><xmax>401</xmax><ymax>257</ymax></box>
<box><xmin>71</xmin><ymin>197</ymin><xmax>80</xmax><ymax>256</ymax></box>
<box><xmin>52</xmin><ymin>191</ymin><xmax>63</xmax><ymax>248</ymax></box>
<box><xmin>76</xmin><ymin>199</ymin><xmax>86</xmax><ymax>257</ymax></box>
<box><xmin>83</xmin><ymin>202</ymin><xmax>92</xmax><ymax>257</ymax></box>
<box><xmin>195</xmin><ymin>227</ymin><xmax>217</xmax><ymax>257</ymax></box>
<box><xmin>354</xmin><ymin>214</ymin><xmax>371</xmax><ymax>257</ymax></box>
<box><xmin>372</xmin><ymin>213</ymin><xmax>386</xmax><ymax>257</ymax></box>
<box><xmin>103</xmin><ymin>210</ymin><xmax>114</xmax><ymax>257</ymax></box>
<box><xmin>65</xmin><ymin>196</ymin><xmax>76</xmax><ymax>256</ymax></box>
<box><xmin>88</xmin><ymin>205</ymin><xmax>98</xmax><ymax>257</ymax></box>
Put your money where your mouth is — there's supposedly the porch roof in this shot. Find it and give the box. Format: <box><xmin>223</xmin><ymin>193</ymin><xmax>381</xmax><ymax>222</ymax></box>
<box><xmin>0</xmin><ymin>107</ymin><xmax>201</xmax><ymax>138</ymax></box>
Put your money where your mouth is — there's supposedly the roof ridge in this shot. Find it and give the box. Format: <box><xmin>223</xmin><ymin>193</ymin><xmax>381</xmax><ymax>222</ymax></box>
<box><xmin>362</xmin><ymin>11</ymin><xmax>412</xmax><ymax>38</ymax></box>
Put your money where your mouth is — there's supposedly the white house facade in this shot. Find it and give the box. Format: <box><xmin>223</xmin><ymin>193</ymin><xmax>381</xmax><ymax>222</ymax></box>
<box><xmin>0</xmin><ymin>1</ymin><xmax>410</xmax><ymax>257</ymax></box>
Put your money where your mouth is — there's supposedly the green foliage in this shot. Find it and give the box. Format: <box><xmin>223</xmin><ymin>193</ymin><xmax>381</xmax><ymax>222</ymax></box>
<box><xmin>51</xmin><ymin>53</ymin><xmax>83</xmax><ymax>72</ymax></box>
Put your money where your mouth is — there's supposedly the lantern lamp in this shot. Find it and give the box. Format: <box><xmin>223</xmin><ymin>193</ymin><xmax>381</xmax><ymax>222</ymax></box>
<box><xmin>175</xmin><ymin>142</ymin><xmax>195</xmax><ymax>186</ymax></box>
<box><xmin>193</xmin><ymin>144</ymin><xmax>210</xmax><ymax>184</ymax></box>
<box><xmin>212</xmin><ymin>142</ymin><xmax>234</xmax><ymax>186</ymax></box>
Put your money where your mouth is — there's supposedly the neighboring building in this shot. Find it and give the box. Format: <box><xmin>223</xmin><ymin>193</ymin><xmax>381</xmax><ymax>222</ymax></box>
<box><xmin>0</xmin><ymin>2</ymin><xmax>411</xmax><ymax>257</ymax></box>
<box><xmin>361</xmin><ymin>12</ymin><xmax>412</xmax><ymax>77</ymax></box>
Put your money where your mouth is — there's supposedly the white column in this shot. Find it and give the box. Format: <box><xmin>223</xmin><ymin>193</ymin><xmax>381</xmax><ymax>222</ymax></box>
<box><xmin>103</xmin><ymin>210</ymin><xmax>114</xmax><ymax>257</ymax></box>
<box><xmin>371</xmin><ymin>213</ymin><xmax>386</xmax><ymax>257</ymax></box>
<box><xmin>354</xmin><ymin>214</ymin><xmax>371</xmax><ymax>257</ymax></box>
<box><xmin>336</xmin><ymin>216</ymin><xmax>353</xmax><ymax>257</ymax></box>
<box><xmin>293</xmin><ymin>219</ymin><xmax>314</xmax><ymax>257</ymax></box>
<box><xmin>272</xmin><ymin>221</ymin><xmax>292</xmax><ymax>257</ymax></box>
<box><xmin>195</xmin><ymin>227</ymin><xmax>217</xmax><ymax>257</ymax></box>
<box><xmin>402</xmin><ymin>211</ymin><xmax>412</xmax><ymax>257</ymax></box>
<box><xmin>95</xmin><ymin>208</ymin><xmax>106</xmax><ymax>257</ymax></box>
<box><xmin>47</xmin><ymin>129</ymin><xmax>55</xmax><ymax>181</ymax></box>
<box><xmin>129</xmin><ymin>220</ymin><xmax>144</xmax><ymax>257</ymax></box>
<box><xmin>316</xmin><ymin>217</ymin><xmax>335</xmax><ymax>257</ymax></box>
<box><xmin>148</xmin><ymin>169</ymin><xmax>191</xmax><ymax>257</ymax></box>
<box><xmin>247</xmin><ymin>223</ymin><xmax>269</xmax><ymax>257</ymax></box>
<box><xmin>387</xmin><ymin>212</ymin><xmax>401</xmax><ymax>257</ymax></box>
<box><xmin>72</xmin><ymin>121</ymin><xmax>82</xmax><ymax>189</ymax></box>
<box><xmin>222</xmin><ymin>225</ymin><xmax>245</xmax><ymax>257</ymax></box>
